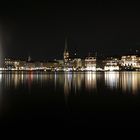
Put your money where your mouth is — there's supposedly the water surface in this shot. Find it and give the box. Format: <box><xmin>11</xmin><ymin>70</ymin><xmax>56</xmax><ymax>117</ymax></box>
<box><xmin>0</xmin><ymin>71</ymin><xmax>140</xmax><ymax>128</ymax></box>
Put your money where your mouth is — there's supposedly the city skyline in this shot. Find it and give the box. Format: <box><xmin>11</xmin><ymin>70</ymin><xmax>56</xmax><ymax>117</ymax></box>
<box><xmin>1</xmin><ymin>0</ymin><xmax>140</xmax><ymax>129</ymax></box>
<box><xmin>3</xmin><ymin>41</ymin><xmax>140</xmax><ymax>61</ymax></box>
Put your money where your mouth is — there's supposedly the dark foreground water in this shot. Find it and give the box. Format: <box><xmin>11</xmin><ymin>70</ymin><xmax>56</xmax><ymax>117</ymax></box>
<box><xmin>0</xmin><ymin>71</ymin><xmax>140</xmax><ymax>128</ymax></box>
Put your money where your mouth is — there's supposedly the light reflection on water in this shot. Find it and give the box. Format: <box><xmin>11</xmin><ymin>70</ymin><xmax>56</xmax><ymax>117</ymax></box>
<box><xmin>120</xmin><ymin>72</ymin><xmax>140</xmax><ymax>94</ymax></box>
<box><xmin>85</xmin><ymin>72</ymin><xmax>97</xmax><ymax>91</ymax></box>
<box><xmin>0</xmin><ymin>72</ymin><xmax>140</xmax><ymax>95</ymax></box>
<box><xmin>105</xmin><ymin>72</ymin><xmax>119</xmax><ymax>89</ymax></box>
<box><xmin>105</xmin><ymin>72</ymin><xmax>140</xmax><ymax>94</ymax></box>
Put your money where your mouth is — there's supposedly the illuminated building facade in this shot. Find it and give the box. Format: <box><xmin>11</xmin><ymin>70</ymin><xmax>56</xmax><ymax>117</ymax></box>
<box><xmin>120</xmin><ymin>55</ymin><xmax>140</xmax><ymax>70</ymax></box>
<box><xmin>85</xmin><ymin>57</ymin><xmax>96</xmax><ymax>71</ymax></box>
<box><xmin>4</xmin><ymin>58</ymin><xmax>18</xmax><ymax>69</ymax></box>
<box><xmin>121</xmin><ymin>55</ymin><xmax>137</xmax><ymax>67</ymax></box>
<box><xmin>3</xmin><ymin>47</ymin><xmax>140</xmax><ymax>72</ymax></box>
<box><xmin>45</xmin><ymin>60</ymin><xmax>60</xmax><ymax>71</ymax></box>
<box><xmin>25</xmin><ymin>61</ymin><xmax>35</xmax><ymax>70</ymax></box>
<box><xmin>104</xmin><ymin>58</ymin><xmax>119</xmax><ymax>71</ymax></box>
<box><xmin>4</xmin><ymin>58</ymin><xmax>26</xmax><ymax>70</ymax></box>
<box><xmin>72</xmin><ymin>58</ymin><xmax>82</xmax><ymax>70</ymax></box>
<box><xmin>63</xmin><ymin>38</ymin><xmax>70</xmax><ymax>64</ymax></box>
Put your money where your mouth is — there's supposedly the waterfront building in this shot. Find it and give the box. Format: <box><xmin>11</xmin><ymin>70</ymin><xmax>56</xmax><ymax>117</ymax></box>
<box><xmin>85</xmin><ymin>56</ymin><xmax>96</xmax><ymax>71</ymax></box>
<box><xmin>104</xmin><ymin>58</ymin><xmax>119</xmax><ymax>71</ymax></box>
<box><xmin>120</xmin><ymin>55</ymin><xmax>140</xmax><ymax>70</ymax></box>
<box><xmin>72</xmin><ymin>58</ymin><xmax>82</xmax><ymax>70</ymax></box>
<box><xmin>56</xmin><ymin>60</ymin><xmax>64</xmax><ymax>65</ymax></box>
<box><xmin>63</xmin><ymin>38</ymin><xmax>73</xmax><ymax>71</ymax></box>
<box><xmin>121</xmin><ymin>55</ymin><xmax>137</xmax><ymax>67</ymax></box>
<box><xmin>4</xmin><ymin>58</ymin><xmax>26</xmax><ymax>70</ymax></box>
<box><xmin>25</xmin><ymin>61</ymin><xmax>36</xmax><ymax>70</ymax></box>
<box><xmin>45</xmin><ymin>60</ymin><xmax>59</xmax><ymax>71</ymax></box>
<box><xmin>63</xmin><ymin>38</ymin><xmax>70</xmax><ymax>64</ymax></box>
<box><xmin>4</xmin><ymin>58</ymin><xmax>16</xmax><ymax>69</ymax></box>
<box><xmin>18</xmin><ymin>61</ymin><xmax>26</xmax><ymax>70</ymax></box>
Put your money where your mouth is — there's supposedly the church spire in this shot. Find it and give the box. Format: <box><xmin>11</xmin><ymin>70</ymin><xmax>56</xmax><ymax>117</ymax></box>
<box><xmin>64</xmin><ymin>37</ymin><xmax>68</xmax><ymax>53</ymax></box>
<box><xmin>28</xmin><ymin>55</ymin><xmax>31</xmax><ymax>62</ymax></box>
<box><xmin>63</xmin><ymin>37</ymin><xmax>69</xmax><ymax>63</ymax></box>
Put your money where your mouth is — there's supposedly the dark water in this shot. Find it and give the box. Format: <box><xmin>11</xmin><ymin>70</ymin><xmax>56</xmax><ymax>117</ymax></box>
<box><xmin>1</xmin><ymin>71</ymin><xmax>140</xmax><ymax>128</ymax></box>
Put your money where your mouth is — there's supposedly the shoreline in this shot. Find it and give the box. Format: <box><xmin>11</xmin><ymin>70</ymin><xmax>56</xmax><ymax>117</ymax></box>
<box><xmin>0</xmin><ymin>70</ymin><xmax>140</xmax><ymax>74</ymax></box>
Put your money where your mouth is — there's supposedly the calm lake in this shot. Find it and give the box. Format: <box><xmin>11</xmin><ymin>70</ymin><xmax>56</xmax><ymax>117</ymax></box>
<box><xmin>0</xmin><ymin>71</ymin><xmax>140</xmax><ymax>128</ymax></box>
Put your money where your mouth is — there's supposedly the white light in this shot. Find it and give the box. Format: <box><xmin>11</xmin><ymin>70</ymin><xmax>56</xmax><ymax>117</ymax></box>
<box><xmin>104</xmin><ymin>66</ymin><xmax>119</xmax><ymax>71</ymax></box>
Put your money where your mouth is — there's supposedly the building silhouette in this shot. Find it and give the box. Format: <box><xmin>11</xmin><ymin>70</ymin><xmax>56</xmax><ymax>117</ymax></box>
<box><xmin>63</xmin><ymin>37</ymin><xmax>70</xmax><ymax>65</ymax></box>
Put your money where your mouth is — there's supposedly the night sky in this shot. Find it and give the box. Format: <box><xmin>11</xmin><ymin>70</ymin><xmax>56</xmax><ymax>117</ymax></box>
<box><xmin>0</xmin><ymin>0</ymin><xmax>140</xmax><ymax>60</ymax></box>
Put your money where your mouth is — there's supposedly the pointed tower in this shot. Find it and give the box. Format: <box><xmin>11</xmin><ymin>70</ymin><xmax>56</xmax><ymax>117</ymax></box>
<box><xmin>63</xmin><ymin>37</ymin><xmax>69</xmax><ymax>64</ymax></box>
<box><xmin>28</xmin><ymin>56</ymin><xmax>31</xmax><ymax>62</ymax></box>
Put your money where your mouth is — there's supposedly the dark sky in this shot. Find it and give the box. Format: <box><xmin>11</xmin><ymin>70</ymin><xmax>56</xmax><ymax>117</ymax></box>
<box><xmin>1</xmin><ymin>0</ymin><xmax>140</xmax><ymax>60</ymax></box>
